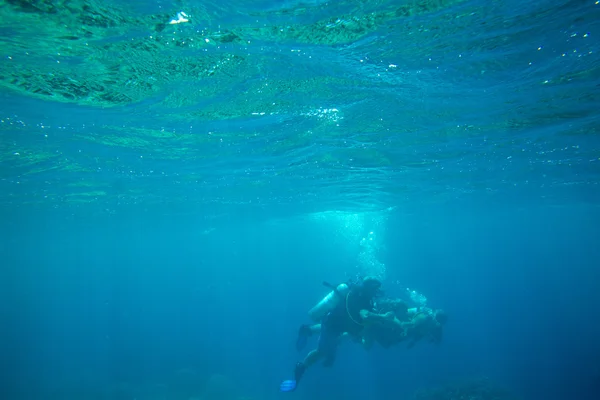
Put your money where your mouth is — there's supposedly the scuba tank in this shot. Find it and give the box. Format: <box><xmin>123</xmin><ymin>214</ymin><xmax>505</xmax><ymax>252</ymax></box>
<box><xmin>407</xmin><ymin>307</ymin><xmax>421</xmax><ymax>316</ymax></box>
<box><xmin>406</xmin><ymin>288</ymin><xmax>428</xmax><ymax>317</ymax></box>
<box><xmin>308</xmin><ymin>282</ymin><xmax>350</xmax><ymax>322</ymax></box>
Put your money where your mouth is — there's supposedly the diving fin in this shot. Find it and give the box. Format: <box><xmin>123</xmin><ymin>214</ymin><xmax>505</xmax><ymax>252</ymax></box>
<box><xmin>295</xmin><ymin>324</ymin><xmax>311</xmax><ymax>351</ymax></box>
<box><xmin>280</xmin><ymin>363</ymin><xmax>304</xmax><ymax>392</ymax></box>
<box><xmin>279</xmin><ymin>380</ymin><xmax>297</xmax><ymax>392</ymax></box>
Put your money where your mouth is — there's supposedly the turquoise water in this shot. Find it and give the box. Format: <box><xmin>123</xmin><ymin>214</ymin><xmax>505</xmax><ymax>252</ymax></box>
<box><xmin>2</xmin><ymin>0</ymin><xmax>598</xmax><ymax>219</ymax></box>
<box><xmin>1</xmin><ymin>1</ymin><xmax>600</xmax><ymax>400</ymax></box>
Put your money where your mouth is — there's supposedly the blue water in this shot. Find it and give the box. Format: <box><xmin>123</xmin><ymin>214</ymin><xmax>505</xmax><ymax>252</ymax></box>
<box><xmin>1</xmin><ymin>0</ymin><xmax>600</xmax><ymax>399</ymax></box>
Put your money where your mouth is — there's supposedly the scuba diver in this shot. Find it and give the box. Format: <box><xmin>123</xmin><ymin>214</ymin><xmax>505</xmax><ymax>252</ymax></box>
<box><xmin>279</xmin><ymin>276</ymin><xmax>393</xmax><ymax>392</ymax></box>
<box><xmin>401</xmin><ymin>307</ymin><xmax>448</xmax><ymax>348</ymax></box>
<box><xmin>293</xmin><ymin>301</ymin><xmax>448</xmax><ymax>351</ymax></box>
<box><xmin>362</xmin><ymin>304</ymin><xmax>448</xmax><ymax>349</ymax></box>
<box><xmin>361</xmin><ymin>297</ymin><xmax>409</xmax><ymax>349</ymax></box>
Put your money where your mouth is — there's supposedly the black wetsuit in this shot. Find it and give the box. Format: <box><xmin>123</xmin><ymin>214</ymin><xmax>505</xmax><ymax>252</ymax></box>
<box><xmin>318</xmin><ymin>287</ymin><xmax>374</xmax><ymax>365</ymax></box>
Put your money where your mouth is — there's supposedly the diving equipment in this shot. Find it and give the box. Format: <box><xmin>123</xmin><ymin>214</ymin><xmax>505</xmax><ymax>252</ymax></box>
<box><xmin>407</xmin><ymin>306</ymin><xmax>433</xmax><ymax>317</ymax></box>
<box><xmin>308</xmin><ymin>282</ymin><xmax>350</xmax><ymax>322</ymax></box>
<box><xmin>296</xmin><ymin>324</ymin><xmax>311</xmax><ymax>351</ymax></box>
<box><xmin>279</xmin><ymin>379</ymin><xmax>297</xmax><ymax>392</ymax></box>
<box><xmin>279</xmin><ymin>362</ymin><xmax>305</xmax><ymax>392</ymax></box>
<box><xmin>407</xmin><ymin>307</ymin><xmax>420</xmax><ymax>316</ymax></box>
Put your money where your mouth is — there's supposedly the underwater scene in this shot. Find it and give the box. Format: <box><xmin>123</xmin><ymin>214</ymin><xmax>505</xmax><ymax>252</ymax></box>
<box><xmin>1</xmin><ymin>0</ymin><xmax>600</xmax><ymax>399</ymax></box>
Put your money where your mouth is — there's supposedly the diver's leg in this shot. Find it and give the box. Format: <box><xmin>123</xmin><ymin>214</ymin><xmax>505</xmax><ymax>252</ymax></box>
<box><xmin>295</xmin><ymin>321</ymin><xmax>339</xmax><ymax>382</ymax></box>
<box><xmin>281</xmin><ymin>348</ymin><xmax>323</xmax><ymax>392</ymax></box>
<box><xmin>298</xmin><ymin>324</ymin><xmax>321</xmax><ymax>336</ymax></box>
<box><xmin>292</xmin><ymin>348</ymin><xmax>321</xmax><ymax>384</ymax></box>
<box><xmin>281</xmin><ymin>325</ymin><xmax>326</xmax><ymax>392</ymax></box>
<box><xmin>317</xmin><ymin>323</ymin><xmax>340</xmax><ymax>367</ymax></box>
<box><xmin>302</xmin><ymin>349</ymin><xmax>323</xmax><ymax>367</ymax></box>
<box><xmin>296</xmin><ymin>324</ymin><xmax>321</xmax><ymax>351</ymax></box>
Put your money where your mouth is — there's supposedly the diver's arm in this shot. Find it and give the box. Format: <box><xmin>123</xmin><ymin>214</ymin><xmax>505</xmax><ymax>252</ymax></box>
<box><xmin>360</xmin><ymin>309</ymin><xmax>394</xmax><ymax>324</ymax></box>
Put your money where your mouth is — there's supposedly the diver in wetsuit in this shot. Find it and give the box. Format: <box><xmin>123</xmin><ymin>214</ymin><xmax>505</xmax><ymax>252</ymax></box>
<box><xmin>362</xmin><ymin>304</ymin><xmax>448</xmax><ymax>349</ymax></box>
<box><xmin>292</xmin><ymin>297</ymin><xmax>448</xmax><ymax>351</ymax></box>
<box><xmin>280</xmin><ymin>276</ymin><xmax>393</xmax><ymax>392</ymax></box>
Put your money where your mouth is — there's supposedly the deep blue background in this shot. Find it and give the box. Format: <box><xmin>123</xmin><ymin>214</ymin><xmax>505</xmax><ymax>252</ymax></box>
<box><xmin>1</xmin><ymin>201</ymin><xmax>599</xmax><ymax>400</ymax></box>
<box><xmin>1</xmin><ymin>0</ymin><xmax>599</xmax><ymax>399</ymax></box>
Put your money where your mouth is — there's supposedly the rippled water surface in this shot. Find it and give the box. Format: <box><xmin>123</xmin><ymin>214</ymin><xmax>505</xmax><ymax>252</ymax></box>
<box><xmin>1</xmin><ymin>0</ymin><xmax>599</xmax><ymax>220</ymax></box>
